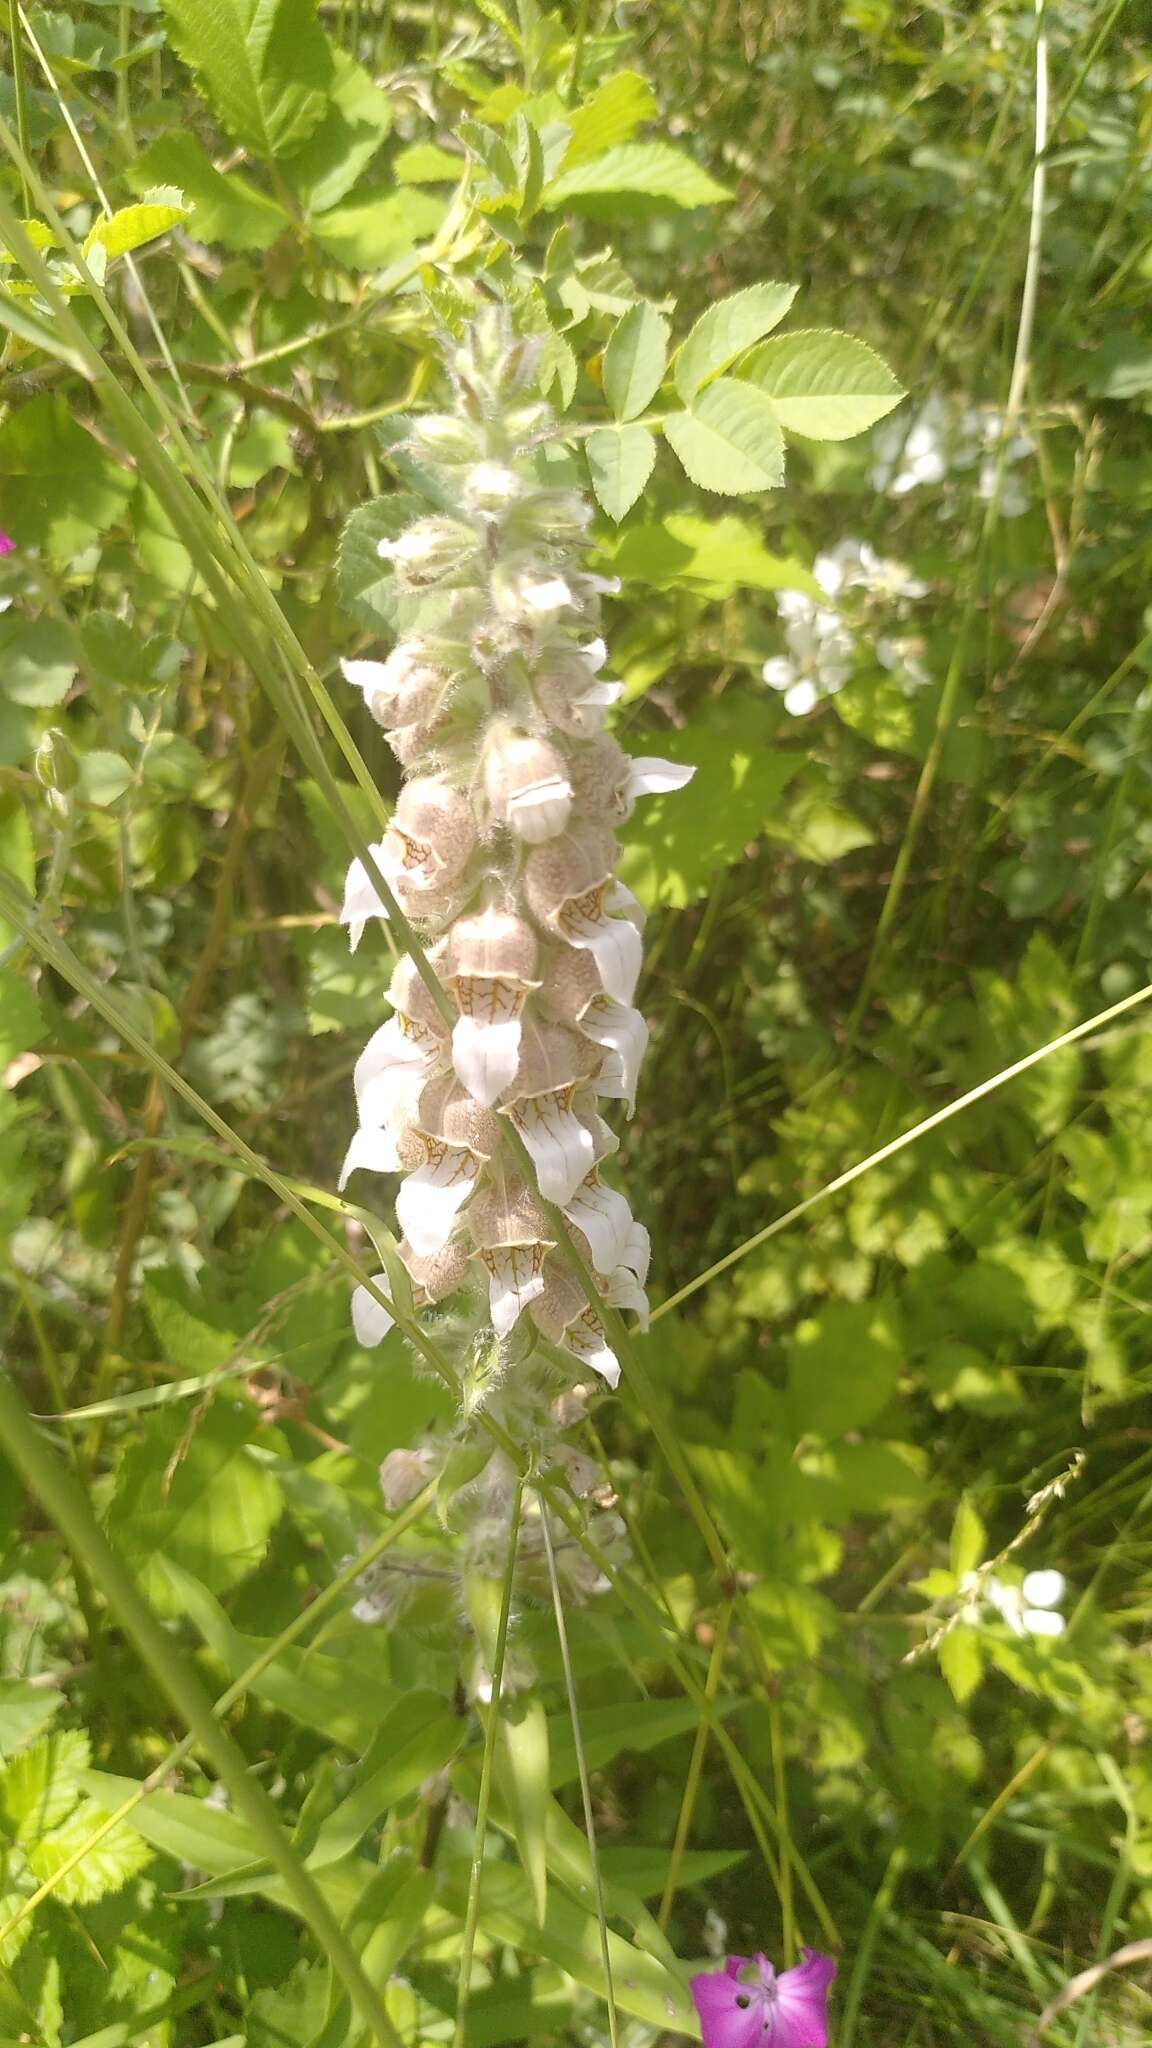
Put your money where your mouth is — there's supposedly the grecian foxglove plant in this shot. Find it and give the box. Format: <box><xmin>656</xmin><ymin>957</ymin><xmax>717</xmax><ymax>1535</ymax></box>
<box><xmin>334</xmin><ymin>311</ymin><xmax>691</xmax><ymax>1608</ymax></box>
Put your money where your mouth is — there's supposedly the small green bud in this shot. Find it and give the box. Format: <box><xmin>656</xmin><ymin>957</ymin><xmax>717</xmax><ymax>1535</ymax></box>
<box><xmin>34</xmin><ymin>727</ymin><xmax>79</xmax><ymax>800</ymax></box>
<box><xmin>410</xmin><ymin>413</ymin><xmax>486</xmax><ymax>464</ymax></box>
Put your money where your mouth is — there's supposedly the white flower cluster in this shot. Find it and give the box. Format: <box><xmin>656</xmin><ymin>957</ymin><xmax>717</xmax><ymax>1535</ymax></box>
<box><xmin>336</xmin><ymin>317</ymin><xmax>693</xmax><ymax>1394</ymax></box>
<box><xmin>761</xmin><ymin>538</ymin><xmax>928</xmax><ymax>717</ymax></box>
<box><xmin>872</xmin><ymin>395</ymin><xmax>1034</xmax><ymax>518</ymax></box>
<box><xmin>984</xmin><ymin>1567</ymin><xmax>1067</xmax><ymax>1640</ymax></box>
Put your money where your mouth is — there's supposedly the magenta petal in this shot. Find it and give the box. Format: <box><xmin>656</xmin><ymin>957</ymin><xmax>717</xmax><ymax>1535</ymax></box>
<box><xmin>0</xmin><ymin>533</ymin><xmax>14</xmax><ymax>556</ymax></box>
<box><xmin>771</xmin><ymin>1949</ymin><xmax>837</xmax><ymax>2048</ymax></box>
<box><xmin>690</xmin><ymin>1968</ymin><xmax>765</xmax><ymax>2048</ymax></box>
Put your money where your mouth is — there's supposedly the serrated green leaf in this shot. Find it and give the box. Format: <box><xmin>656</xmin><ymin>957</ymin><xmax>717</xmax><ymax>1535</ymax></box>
<box><xmin>739</xmin><ymin>328</ymin><xmax>904</xmax><ymax>439</ymax></box>
<box><xmin>1</xmin><ymin>1728</ymin><xmax>89</xmax><ymax>1843</ymax></box>
<box><xmin>663</xmin><ymin>378</ymin><xmax>785</xmax><ymax>494</ymax></box>
<box><xmin>26</xmin><ymin>1798</ymin><xmax>153</xmax><ymax>1904</ymax></box>
<box><xmin>545</xmin><ymin>140</ymin><xmax>730</xmax><ymax>208</ymax></box>
<box><xmin>82</xmin><ymin>191</ymin><xmax>190</xmax><ymax>262</ymax></box>
<box><xmin>602</xmin><ymin>301</ymin><xmax>667</xmax><ymax>421</ymax></box>
<box><xmin>157</xmin><ymin>0</ymin><xmax>333</xmax><ymax>160</ymax></box>
<box><xmin>336</xmin><ymin>491</ymin><xmax>425</xmax><ymax>631</ymax></box>
<box><xmin>562</xmin><ymin>70</ymin><xmax>657</xmax><ymax>167</ymax></box>
<box><xmin>586</xmin><ymin>424</ymin><xmax>656</xmax><ymax>521</ymax></box>
<box><xmin>674</xmin><ymin>282</ymin><xmax>799</xmax><ymax>401</ymax></box>
<box><xmin>130</xmin><ymin>134</ymin><xmax>290</xmax><ymax>250</ymax></box>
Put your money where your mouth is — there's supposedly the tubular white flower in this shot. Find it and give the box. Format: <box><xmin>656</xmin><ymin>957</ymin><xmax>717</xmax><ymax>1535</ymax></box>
<box><xmin>335</xmin><ymin>316</ymin><xmax>696</xmax><ymax>1400</ymax></box>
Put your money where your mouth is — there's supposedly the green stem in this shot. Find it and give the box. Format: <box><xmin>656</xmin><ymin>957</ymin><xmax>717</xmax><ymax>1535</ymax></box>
<box><xmin>8</xmin><ymin>0</ymin><xmax>30</xmax><ymax>215</ymax></box>
<box><xmin>453</xmin><ymin>1480</ymin><xmax>524</xmax><ymax>2048</ymax></box>
<box><xmin>539</xmin><ymin>1501</ymin><xmax>619</xmax><ymax>2048</ymax></box>
<box><xmin>0</xmin><ymin>1370</ymin><xmax>404</xmax><ymax>2048</ymax></box>
<box><xmin>657</xmin><ymin>1599</ymin><xmax>731</xmax><ymax>1931</ymax></box>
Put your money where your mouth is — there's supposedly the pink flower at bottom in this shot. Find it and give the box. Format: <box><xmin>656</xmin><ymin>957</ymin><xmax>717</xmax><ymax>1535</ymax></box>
<box><xmin>0</xmin><ymin>534</ymin><xmax>14</xmax><ymax>556</ymax></box>
<box><xmin>690</xmin><ymin>1949</ymin><xmax>837</xmax><ymax>2048</ymax></box>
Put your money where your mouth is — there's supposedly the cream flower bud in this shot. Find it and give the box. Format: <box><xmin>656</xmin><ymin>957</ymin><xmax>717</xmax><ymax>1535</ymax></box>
<box><xmin>410</xmin><ymin>414</ymin><xmax>485</xmax><ymax>463</ymax></box>
<box><xmin>447</xmin><ymin>908</ymin><xmax>539</xmax><ymax>983</ymax></box>
<box><xmin>445</xmin><ymin>909</ymin><xmax>541</xmax><ymax>1106</ymax></box>
<box><xmin>566</xmin><ymin>736</ymin><xmax>632</xmax><ymax>823</ymax></box>
<box><xmin>468</xmin><ymin>1178</ymin><xmax>555</xmax><ymax>1337</ymax></box>
<box><xmin>524</xmin><ymin>826</ymin><xmax>642</xmax><ymax>1005</ymax></box>
<box><xmin>394</xmin><ymin>778</ymin><xmax>477</xmax><ymax>884</ymax></box>
<box><xmin>528</xmin><ymin>1259</ymin><xmax>586</xmax><ymax>1343</ymax></box>
<box><xmin>463</xmin><ymin>461</ymin><xmax>523</xmax><ymax>514</ymax></box>
<box><xmin>403</xmin><ymin>1236</ymin><xmax>472</xmax><ymax>1302</ymax></box>
<box><xmin>341</xmin><ymin>641</ymin><xmax>449</xmax><ymax>730</ymax></box>
<box><xmin>379</xmin><ymin>1446</ymin><xmax>441</xmax><ymax>1510</ymax></box>
<box><xmin>387</xmin><ymin>951</ymin><xmax>453</xmax><ymax>1033</ymax></box>
<box><xmin>484</xmin><ymin>730</ymin><xmax>573</xmax><ymax>844</ymax></box>
<box><xmin>498</xmin><ymin>1017</ymin><xmax>600</xmax><ymax>1205</ymax></box>
<box><xmin>491</xmin><ymin>561</ymin><xmax>575</xmax><ymax>624</ymax></box>
<box><xmin>378</xmin><ymin>518</ymin><xmax>477</xmax><ymax>588</ymax></box>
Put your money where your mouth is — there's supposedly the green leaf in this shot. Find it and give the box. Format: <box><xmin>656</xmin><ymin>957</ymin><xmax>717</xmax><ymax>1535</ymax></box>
<box><xmin>785</xmin><ymin>1300</ymin><xmax>904</xmax><ymax>1437</ymax></box>
<box><xmin>602</xmin><ymin>301</ymin><xmax>668</xmax><ymax>422</ymax></box>
<box><xmin>950</xmin><ymin>1494</ymin><xmax>985</xmax><ymax>1581</ymax></box>
<box><xmin>304</xmin><ymin>1694</ymin><xmax>464</xmax><ymax>1867</ymax></box>
<box><xmin>739</xmin><ymin>329</ymin><xmax>904</xmax><ymax>440</ymax></box>
<box><xmin>0</xmin><ymin>797</ymin><xmax>34</xmax><ymax>952</ymax></box>
<box><xmin>498</xmin><ymin>1698</ymin><xmax>549</xmax><ymax>1926</ymax></box>
<box><xmin>26</xmin><ymin>1798</ymin><xmax>153</xmax><ymax>1904</ymax></box>
<box><xmin>130</xmin><ymin>134</ymin><xmax>290</xmax><ymax>250</ymax></box>
<box><xmin>562</xmin><ymin>70</ymin><xmax>657</xmax><ymax>166</ymax></box>
<box><xmin>82</xmin><ymin>191</ymin><xmax>191</xmax><ymax>262</ymax></box>
<box><xmin>674</xmin><ymin>282</ymin><xmax>799</xmax><ymax>401</ymax></box>
<box><xmin>586</xmin><ymin>424</ymin><xmax>656</xmax><ymax>521</ymax></box>
<box><xmin>939</xmin><ymin>1625</ymin><xmax>984</xmax><ymax>1705</ymax></box>
<box><xmin>105</xmin><ymin>1403</ymin><xmax>283</xmax><ymax>1610</ymax></box>
<box><xmin>336</xmin><ymin>491</ymin><xmax>426</xmax><ymax>631</ymax></box>
<box><xmin>394</xmin><ymin>142</ymin><xmax>462</xmax><ymax>184</ymax></box>
<box><xmin>545</xmin><ymin>140</ymin><xmax>730</xmax><ymax>209</ymax></box>
<box><xmin>0</xmin><ymin>620</ymin><xmax>77</xmax><ymax>707</ymax></box>
<box><xmin>1083</xmin><ymin>334</ymin><xmax>1152</xmax><ymax>399</ymax></box>
<box><xmin>0</xmin><ymin>395</ymin><xmax>134</xmax><ymax>552</ymax></box>
<box><xmin>618</xmin><ymin>696</ymin><xmax>801</xmax><ymax>908</ymax></box>
<box><xmin>1</xmin><ymin>1728</ymin><xmax>89</xmax><ymax>1843</ymax></box>
<box><xmin>0</xmin><ymin>972</ymin><xmax>44</xmax><ymax>1067</ymax></box>
<box><xmin>78</xmin><ymin>750</ymin><xmax>132</xmax><ymax>807</ymax></box>
<box><xmin>547</xmin><ymin>1700</ymin><xmax>737</xmax><ymax>1786</ymax></box>
<box><xmin>157</xmin><ymin>0</ymin><xmax>334</xmax><ymax>160</ymax></box>
<box><xmin>0</xmin><ymin>1682</ymin><xmax>61</xmax><ymax>1762</ymax></box>
<box><xmin>283</xmin><ymin>55</ymin><xmax>392</xmax><ymax>214</ymax></box>
<box><xmin>663</xmin><ymin>379</ymin><xmax>785</xmax><ymax>494</ymax></box>
<box><xmin>607</xmin><ymin>512</ymin><xmax>819</xmax><ymax>596</ymax></box>
<box><xmin>312</xmin><ymin>187</ymin><xmax>445</xmax><ymax>268</ymax></box>
<box><xmin>161</xmin><ymin>1562</ymin><xmax>399</xmax><ymax>1750</ymax></box>
<box><xmin>442</xmin><ymin>1856</ymin><xmax>696</xmax><ymax>2033</ymax></box>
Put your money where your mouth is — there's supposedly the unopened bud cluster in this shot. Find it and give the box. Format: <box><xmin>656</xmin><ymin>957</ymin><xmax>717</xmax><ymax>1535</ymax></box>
<box><xmin>338</xmin><ymin>315</ymin><xmax>692</xmax><ymax>1399</ymax></box>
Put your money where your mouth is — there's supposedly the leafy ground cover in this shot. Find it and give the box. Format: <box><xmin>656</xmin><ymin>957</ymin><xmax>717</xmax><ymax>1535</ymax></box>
<box><xmin>2</xmin><ymin>1</ymin><xmax>1152</xmax><ymax>2043</ymax></box>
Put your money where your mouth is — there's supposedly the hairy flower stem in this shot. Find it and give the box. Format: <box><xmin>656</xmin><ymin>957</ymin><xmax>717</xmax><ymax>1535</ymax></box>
<box><xmin>453</xmin><ymin>1477</ymin><xmax>524</xmax><ymax>2048</ymax></box>
<box><xmin>539</xmin><ymin>1500</ymin><xmax>620</xmax><ymax>2048</ymax></box>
